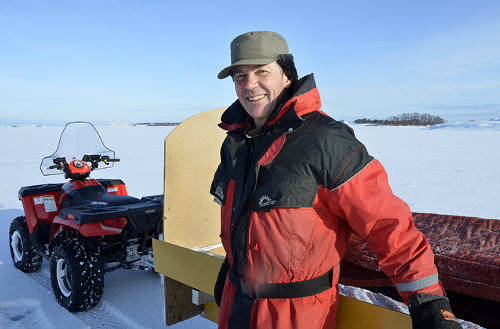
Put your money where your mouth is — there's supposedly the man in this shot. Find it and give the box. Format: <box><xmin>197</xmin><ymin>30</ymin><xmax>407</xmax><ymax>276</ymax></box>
<box><xmin>210</xmin><ymin>31</ymin><xmax>462</xmax><ymax>329</ymax></box>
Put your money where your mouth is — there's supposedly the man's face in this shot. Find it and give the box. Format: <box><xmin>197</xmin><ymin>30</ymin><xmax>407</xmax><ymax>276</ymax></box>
<box><xmin>233</xmin><ymin>62</ymin><xmax>291</xmax><ymax>128</ymax></box>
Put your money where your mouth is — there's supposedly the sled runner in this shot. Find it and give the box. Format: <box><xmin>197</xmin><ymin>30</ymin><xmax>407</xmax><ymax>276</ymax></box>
<box><xmin>153</xmin><ymin>108</ymin><xmax>413</xmax><ymax>328</ymax></box>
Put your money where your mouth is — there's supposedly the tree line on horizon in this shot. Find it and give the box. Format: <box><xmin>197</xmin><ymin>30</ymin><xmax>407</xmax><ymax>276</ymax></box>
<box><xmin>132</xmin><ymin>122</ymin><xmax>180</xmax><ymax>126</ymax></box>
<box><xmin>354</xmin><ymin>113</ymin><xmax>445</xmax><ymax>126</ymax></box>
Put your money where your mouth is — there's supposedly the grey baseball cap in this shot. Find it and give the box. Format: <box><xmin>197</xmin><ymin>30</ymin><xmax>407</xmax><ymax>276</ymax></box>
<box><xmin>218</xmin><ymin>31</ymin><xmax>289</xmax><ymax>79</ymax></box>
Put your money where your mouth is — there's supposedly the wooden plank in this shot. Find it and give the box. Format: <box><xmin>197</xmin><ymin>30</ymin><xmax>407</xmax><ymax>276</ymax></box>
<box><xmin>163</xmin><ymin>276</ymin><xmax>203</xmax><ymax>325</ymax></box>
<box><xmin>207</xmin><ymin>246</ymin><xmax>225</xmax><ymax>257</ymax></box>
<box><xmin>163</xmin><ymin>108</ymin><xmax>227</xmax><ymax>248</ymax></box>
<box><xmin>153</xmin><ymin>239</ymin><xmax>223</xmax><ymax>295</ymax></box>
<box><xmin>336</xmin><ymin>295</ymin><xmax>411</xmax><ymax>329</ymax></box>
<box><xmin>204</xmin><ymin>301</ymin><xmax>220</xmax><ymax>323</ymax></box>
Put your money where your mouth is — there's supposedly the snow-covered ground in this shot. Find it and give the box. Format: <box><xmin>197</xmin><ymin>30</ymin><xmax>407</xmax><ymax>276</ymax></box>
<box><xmin>1</xmin><ymin>121</ymin><xmax>498</xmax><ymax>328</ymax></box>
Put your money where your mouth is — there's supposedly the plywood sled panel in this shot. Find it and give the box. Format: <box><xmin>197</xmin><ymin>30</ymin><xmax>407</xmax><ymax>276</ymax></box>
<box><xmin>335</xmin><ymin>295</ymin><xmax>411</xmax><ymax>329</ymax></box>
<box><xmin>163</xmin><ymin>276</ymin><xmax>203</xmax><ymax>325</ymax></box>
<box><xmin>163</xmin><ymin>108</ymin><xmax>227</xmax><ymax>248</ymax></box>
<box><xmin>153</xmin><ymin>239</ymin><xmax>223</xmax><ymax>295</ymax></box>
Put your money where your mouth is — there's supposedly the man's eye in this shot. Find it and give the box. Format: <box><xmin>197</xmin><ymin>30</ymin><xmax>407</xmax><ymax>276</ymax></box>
<box><xmin>234</xmin><ymin>75</ymin><xmax>246</xmax><ymax>81</ymax></box>
<box><xmin>256</xmin><ymin>70</ymin><xmax>269</xmax><ymax>76</ymax></box>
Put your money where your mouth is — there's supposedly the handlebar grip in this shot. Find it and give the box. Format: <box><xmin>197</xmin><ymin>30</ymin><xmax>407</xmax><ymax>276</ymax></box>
<box><xmin>48</xmin><ymin>164</ymin><xmax>59</xmax><ymax>169</ymax></box>
<box><xmin>108</xmin><ymin>158</ymin><xmax>120</xmax><ymax>162</ymax></box>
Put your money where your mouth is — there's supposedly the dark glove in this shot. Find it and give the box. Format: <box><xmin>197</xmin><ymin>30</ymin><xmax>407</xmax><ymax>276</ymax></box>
<box><xmin>214</xmin><ymin>258</ymin><xmax>229</xmax><ymax>307</ymax></box>
<box><xmin>409</xmin><ymin>294</ymin><xmax>463</xmax><ymax>329</ymax></box>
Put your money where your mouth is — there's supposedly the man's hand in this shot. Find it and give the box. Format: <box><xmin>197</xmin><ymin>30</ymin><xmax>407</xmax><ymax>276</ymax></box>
<box><xmin>409</xmin><ymin>294</ymin><xmax>463</xmax><ymax>329</ymax></box>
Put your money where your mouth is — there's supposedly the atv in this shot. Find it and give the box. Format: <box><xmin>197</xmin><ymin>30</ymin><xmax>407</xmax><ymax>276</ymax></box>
<box><xmin>9</xmin><ymin>122</ymin><xmax>163</xmax><ymax>312</ymax></box>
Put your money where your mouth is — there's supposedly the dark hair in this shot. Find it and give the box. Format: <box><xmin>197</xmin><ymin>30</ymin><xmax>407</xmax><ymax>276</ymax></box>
<box><xmin>276</xmin><ymin>54</ymin><xmax>298</xmax><ymax>85</ymax></box>
<box><xmin>229</xmin><ymin>54</ymin><xmax>298</xmax><ymax>87</ymax></box>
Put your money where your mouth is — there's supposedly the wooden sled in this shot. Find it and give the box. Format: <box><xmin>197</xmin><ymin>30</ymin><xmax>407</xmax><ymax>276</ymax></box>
<box><xmin>152</xmin><ymin>108</ymin><xmax>412</xmax><ymax>328</ymax></box>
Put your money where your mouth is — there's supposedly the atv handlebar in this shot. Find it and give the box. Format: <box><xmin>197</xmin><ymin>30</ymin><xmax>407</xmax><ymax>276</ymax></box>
<box><xmin>101</xmin><ymin>156</ymin><xmax>120</xmax><ymax>163</ymax></box>
<box><xmin>46</xmin><ymin>155</ymin><xmax>119</xmax><ymax>172</ymax></box>
<box><xmin>48</xmin><ymin>157</ymin><xmax>67</xmax><ymax>170</ymax></box>
<box><xmin>82</xmin><ymin>154</ymin><xmax>120</xmax><ymax>165</ymax></box>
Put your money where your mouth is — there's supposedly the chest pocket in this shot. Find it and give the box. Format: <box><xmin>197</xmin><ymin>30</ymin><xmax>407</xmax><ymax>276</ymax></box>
<box><xmin>252</xmin><ymin>176</ymin><xmax>318</xmax><ymax>212</ymax></box>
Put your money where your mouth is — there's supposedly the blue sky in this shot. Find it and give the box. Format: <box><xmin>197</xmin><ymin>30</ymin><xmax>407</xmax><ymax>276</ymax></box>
<box><xmin>1</xmin><ymin>0</ymin><xmax>499</xmax><ymax>124</ymax></box>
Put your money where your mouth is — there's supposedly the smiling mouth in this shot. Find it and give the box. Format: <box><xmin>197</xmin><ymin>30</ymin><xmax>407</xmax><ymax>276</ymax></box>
<box><xmin>247</xmin><ymin>95</ymin><xmax>266</xmax><ymax>101</ymax></box>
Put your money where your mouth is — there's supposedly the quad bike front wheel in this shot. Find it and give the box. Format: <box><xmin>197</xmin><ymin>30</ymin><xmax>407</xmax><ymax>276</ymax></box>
<box><xmin>9</xmin><ymin>216</ymin><xmax>42</xmax><ymax>272</ymax></box>
<box><xmin>50</xmin><ymin>237</ymin><xmax>104</xmax><ymax>312</ymax></box>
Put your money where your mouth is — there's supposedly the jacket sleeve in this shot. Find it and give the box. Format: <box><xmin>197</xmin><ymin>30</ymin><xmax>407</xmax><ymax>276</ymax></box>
<box><xmin>321</xmin><ymin>158</ymin><xmax>445</xmax><ymax>303</ymax></box>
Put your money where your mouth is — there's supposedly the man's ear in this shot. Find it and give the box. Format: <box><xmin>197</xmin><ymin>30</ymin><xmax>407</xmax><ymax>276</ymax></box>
<box><xmin>284</xmin><ymin>76</ymin><xmax>291</xmax><ymax>88</ymax></box>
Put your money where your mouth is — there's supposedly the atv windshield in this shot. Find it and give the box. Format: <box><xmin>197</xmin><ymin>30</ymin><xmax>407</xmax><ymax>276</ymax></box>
<box><xmin>40</xmin><ymin>122</ymin><xmax>116</xmax><ymax>176</ymax></box>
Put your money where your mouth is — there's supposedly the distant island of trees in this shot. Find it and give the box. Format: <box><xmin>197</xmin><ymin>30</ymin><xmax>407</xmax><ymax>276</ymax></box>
<box><xmin>132</xmin><ymin>122</ymin><xmax>180</xmax><ymax>126</ymax></box>
<box><xmin>354</xmin><ymin>113</ymin><xmax>445</xmax><ymax>126</ymax></box>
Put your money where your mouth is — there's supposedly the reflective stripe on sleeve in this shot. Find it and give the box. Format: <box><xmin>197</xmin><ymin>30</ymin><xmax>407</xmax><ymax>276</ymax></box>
<box><xmin>395</xmin><ymin>273</ymin><xmax>439</xmax><ymax>292</ymax></box>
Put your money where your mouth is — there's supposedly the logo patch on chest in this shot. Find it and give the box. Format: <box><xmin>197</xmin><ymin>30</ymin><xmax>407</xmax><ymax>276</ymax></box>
<box><xmin>258</xmin><ymin>195</ymin><xmax>277</xmax><ymax>208</ymax></box>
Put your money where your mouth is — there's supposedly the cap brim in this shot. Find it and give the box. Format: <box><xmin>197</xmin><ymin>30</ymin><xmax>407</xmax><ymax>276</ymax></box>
<box><xmin>217</xmin><ymin>57</ymin><xmax>277</xmax><ymax>79</ymax></box>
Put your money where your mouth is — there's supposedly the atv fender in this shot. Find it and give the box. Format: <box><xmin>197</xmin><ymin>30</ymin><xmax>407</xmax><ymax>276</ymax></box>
<box><xmin>50</xmin><ymin>215</ymin><xmax>122</xmax><ymax>243</ymax></box>
<box><xmin>20</xmin><ymin>196</ymin><xmax>39</xmax><ymax>234</ymax></box>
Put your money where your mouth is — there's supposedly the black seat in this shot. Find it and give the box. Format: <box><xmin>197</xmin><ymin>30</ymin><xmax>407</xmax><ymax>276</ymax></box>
<box><xmin>61</xmin><ymin>185</ymin><xmax>141</xmax><ymax>209</ymax></box>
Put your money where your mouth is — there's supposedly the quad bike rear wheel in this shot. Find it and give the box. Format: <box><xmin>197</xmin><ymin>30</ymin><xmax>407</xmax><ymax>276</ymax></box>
<box><xmin>9</xmin><ymin>216</ymin><xmax>42</xmax><ymax>272</ymax></box>
<box><xmin>50</xmin><ymin>237</ymin><xmax>104</xmax><ymax>312</ymax></box>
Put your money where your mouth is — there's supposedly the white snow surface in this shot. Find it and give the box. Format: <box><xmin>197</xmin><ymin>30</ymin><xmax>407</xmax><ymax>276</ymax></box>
<box><xmin>428</xmin><ymin>119</ymin><xmax>500</xmax><ymax>130</ymax></box>
<box><xmin>1</xmin><ymin>124</ymin><xmax>498</xmax><ymax>328</ymax></box>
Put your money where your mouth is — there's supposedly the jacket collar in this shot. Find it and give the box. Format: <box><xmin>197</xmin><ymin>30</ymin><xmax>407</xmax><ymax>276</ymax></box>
<box><xmin>218</xmin><ymin>74</ymin><xmax>322</xmax><ymax>132</ymax></box>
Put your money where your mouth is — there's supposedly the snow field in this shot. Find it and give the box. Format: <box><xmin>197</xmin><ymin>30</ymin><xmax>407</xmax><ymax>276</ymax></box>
<box><xmin>1</xmin><ymin>123</ymin><xmax>497</xmax><ymax>328</ymax></box>
<box><xmin>353</xmin><ymin>124</ymin><xmax>499</xmax><ymax>219</ymax></box>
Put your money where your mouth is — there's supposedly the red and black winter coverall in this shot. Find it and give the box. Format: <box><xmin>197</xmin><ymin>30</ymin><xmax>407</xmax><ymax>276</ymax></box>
<box><xmin>210</xmin><ymin>74</ymin><xmax>444</xmax><ymax>329</ymax></box>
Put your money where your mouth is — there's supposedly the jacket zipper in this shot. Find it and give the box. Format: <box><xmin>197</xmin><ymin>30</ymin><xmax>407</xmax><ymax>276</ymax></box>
<box><xmin>231</xmin><ymin>162</ymin><xmax>260</xmax><ymax>270</ymax></box>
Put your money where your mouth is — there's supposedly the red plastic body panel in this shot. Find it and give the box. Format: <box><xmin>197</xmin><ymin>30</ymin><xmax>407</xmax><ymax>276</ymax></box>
<box><xmin>51</xmin><ymin>215</ymin><xmax>123</xmax><ymax>241</ymax></box>
<box><xmin>68</xmin><ymin>160</ymin><xmax>91</xmax><ymax>175</ymax></box>
<box><xmin>20</xmin><ymin>178</ymin><xmax>128</xmax><ymax>238</ymax></box>
<box><xmin>104</xmin><ymin>184</ymin><xmax>128</xmax><ymax>195</ymax></box>
<box><xmin>21</xmin><ymin>191</ymin><xmax>61</xmax><ymax>233</ymax></box>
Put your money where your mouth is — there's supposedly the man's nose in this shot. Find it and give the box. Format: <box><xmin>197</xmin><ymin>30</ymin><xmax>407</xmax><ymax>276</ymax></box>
<box><xmin>244</xmin><ymin>73</ymin><xmax>259</xmax><ymax>89</ymax></box>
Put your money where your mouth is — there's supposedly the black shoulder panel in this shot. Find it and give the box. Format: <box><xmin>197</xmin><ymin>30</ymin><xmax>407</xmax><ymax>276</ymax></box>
<box><xmin>298</xmin><ymin>113</ymin><xmax>374</xmax><ymax>190</ymax></box>
<box><xmin>291</xmin><ymin>73</ymin><xmax>316</xmax><ymax>98</ymax></box>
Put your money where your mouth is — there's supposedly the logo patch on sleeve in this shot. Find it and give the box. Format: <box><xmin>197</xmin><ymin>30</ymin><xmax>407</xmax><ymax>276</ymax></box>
<box><xmin>215</xmin><ymin>185</ymin><xmax>224</xmax><ymax>200</ymax></box>
<box><xmin>441</xmin><ymin>310</ymin><xmax>458</xmax><ymax>322</ymax></box>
